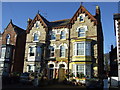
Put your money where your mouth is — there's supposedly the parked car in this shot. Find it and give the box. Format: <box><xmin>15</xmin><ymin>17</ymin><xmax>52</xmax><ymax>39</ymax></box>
<box><xmin>19</xmin><ymin>72</ymin><xmax>34</xmax><ymax>84</ymax></box>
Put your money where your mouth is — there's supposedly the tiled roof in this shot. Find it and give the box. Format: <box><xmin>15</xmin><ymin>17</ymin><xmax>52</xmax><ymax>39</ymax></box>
<box><xmin>13</xmin><ymin>24</ymin><xmax>25</xmax><ymax>34</ymax></box>
<box><xmin>5</xmin><ymin>20</ymin><xmax>25</xmax><ymax>35</ymax></box>
<box><xmin>49</xmin><ymin>19</ymin><xmax>70</xmax><ymax>27</ymax></box>
<box><xmin>114</xmin><ymin>13</ymin><xmax>120</xmax><ymax>19</ymax></box>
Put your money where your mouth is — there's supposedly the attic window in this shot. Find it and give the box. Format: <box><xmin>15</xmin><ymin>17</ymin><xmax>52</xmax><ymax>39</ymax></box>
<box><xmin>79</xmin><ymin>14</ymin><xmax>85</xmax><ymax>22</ymax></box>
<box><xmin>6</xmin><ymin>34</ymin><xmax>10</xmax><ymax>44</ymax></box>
<box><xmin>35</xmin><ymin>21</ymin><xmax>40</xmax><ymax>28</ymax></box>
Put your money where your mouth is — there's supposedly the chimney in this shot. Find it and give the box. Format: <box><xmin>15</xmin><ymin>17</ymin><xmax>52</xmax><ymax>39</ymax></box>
<box><xmin>96</xmin><ymin>5</ymin><xmax>101</xmax><ymax>21</ymax></box>
<box><xmin>111</xmin><ymin>45</ymin><xmax>114</xmax><ymax>51</ymax></box>
<box><xmin>27</xmin><ymin>18</ymin><xmax>32</xmax><ymax>27</ymax></box>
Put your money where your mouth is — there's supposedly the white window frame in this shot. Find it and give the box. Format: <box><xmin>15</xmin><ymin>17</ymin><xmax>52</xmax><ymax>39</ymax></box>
<box><xmin>72</xmin><ymin>64</ymin><xmax>85</xmax><ymax>77</ymax></box>
<box><xmin>27</xmin><ymin>64</ymin><xmax>35</xmax><ymax>72</ymax></box>
<box><xmin>1</xmin><ymin>47</ymin><xmax>6</xmax><ymax>58</ymax></box>
<box><xmin>34</xmin><ymin>21</ymin><xmax>40</xmax><ymax>28</ymax></box>
<box><xmin>33</xmin><ymin>33</ymin><xmax>39</xmax><ymax>42</ymax></box>
<box><xmin>78</xmin><ymin>27</ymin><xmax>86</xmax><ymax>37</ymax></box>
<box><xmin>60</xmin><ymin>30</ymin><xmax>66</xmax><ymax>39</ymax></box>
<box><xmin>79</xmin><ymin>14</ymin><xmax>85</xmax><ymax>22</ymax></box>
<box><xmin>49</xmin><ymin>46</ymin><xmax>55</xmax><ymax>57</ymax></box>
<box><xmin>73</xmin><ymin>42</ymin><xmax>91</xmax><ymax>56</ymax></box>
<box><xmin>51</xmin><ymin>31</ymin><xmax>56</xmax><ymax>40</ymax></box>
<box><xmin>6</xmin><ymin>34</ymin><xmax>10</xmax><ymax>44</ymax></box>
<box><xmin>60</xmin><ymin>45</ymin><xmax>65</xmax><ymax>57</ymax></box>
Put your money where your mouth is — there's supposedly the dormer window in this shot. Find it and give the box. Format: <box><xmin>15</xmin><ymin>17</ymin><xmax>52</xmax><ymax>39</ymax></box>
<box><xmin>33</xmin><ymin>33</ymin><xmax>39</xmax><ymax>41</ymax></box>
<box><xmin>60</xmin><ymin>31</ymin><xmax>66</xmax><ymax>39</ymax></box>
<box><xmin>6</xmin><ymin>34</ymin><xmax>10</xmax><ymax>44</ymax></box>
<box><xmin>78</xmin><ymin>27</ymin><xmax>85</xmax><ymax>37</ymax></box>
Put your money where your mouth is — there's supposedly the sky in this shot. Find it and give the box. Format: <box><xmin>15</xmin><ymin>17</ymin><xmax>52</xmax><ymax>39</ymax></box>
<box><xmin>1</xmin><ymin>2</ymin><xmax>118</xmax><ymax>54</ymax></box>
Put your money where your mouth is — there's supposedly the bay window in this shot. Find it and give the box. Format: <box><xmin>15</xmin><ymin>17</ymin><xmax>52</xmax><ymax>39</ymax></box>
<box><xmin>74</xmin><ymin>42</ymin><xmax>91</xmax><ymax>56</ymax></box>
<box><xmin>72</xmin><ymin>64</ymin><xmax>85</xmax><ymax>77</ymax></box>
<box><xmin>1</xmin><ymin>47</ymin><xmax>6</xmax><ymax>58</ymax></box>
<box><xmin>37</xmin><ymin>46</ymin><xmax>42</xmax><ymax>57</ymax></box>
<box><xmin>72</xmin><ymin>64</ymin><xmax>91</xmax><ymax>78</ymax></box>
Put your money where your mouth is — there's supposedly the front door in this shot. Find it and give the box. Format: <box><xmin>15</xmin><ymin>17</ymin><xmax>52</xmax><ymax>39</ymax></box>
<box><xmin>58</xmin><ymin>68</ymin><xmax>65</xmax><ymax>82</ymax></box>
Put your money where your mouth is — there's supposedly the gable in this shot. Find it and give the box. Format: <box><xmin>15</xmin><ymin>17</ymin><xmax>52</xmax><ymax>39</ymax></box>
<box><xmin>26</xmin><ymin>14</ymin><xmax>49</xmax><ymax>33</ymax></box>
<box><xmin>70</xmin><ymin>5</ymin><xmax>97</xmax><ymax>25</ymax></box>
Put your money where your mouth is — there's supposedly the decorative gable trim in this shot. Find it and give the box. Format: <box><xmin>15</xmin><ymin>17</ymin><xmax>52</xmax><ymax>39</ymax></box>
<box><xmin>70</xmin><ymin>5</ymin><xmax>97</xmax><ymax>25</ymax></box>
<box><xmin>26</xmin><ymin>14</ymin><xmax>48</xmax><ymax>33</ymax></box>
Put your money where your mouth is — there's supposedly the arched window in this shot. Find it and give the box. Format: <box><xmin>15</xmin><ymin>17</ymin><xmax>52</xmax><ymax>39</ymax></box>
<box><xmin>80</xmin><ymin>15</ymin><xmax>84</xmax><ymax>21</ymax></box>
<box><xmin>60</xmin><ymin>31</ymin><xmax>66</xmax><ymax>39</ymax></box>
<box><xmin>50</xmin><ymin>46</ymin><xmax>54</xmax><ymax>57</ymax></box>
<box><xmin>59</xmin><ymin>64</ymin><xmax>65</xmax><ymax>68</ymax></box>
<box><xmin>60</xmin><ymin>45</ymin><xmax>65</xmax><ymax>57</ymax></box>
<box><xmin>6</xmin><ymin>34</ymin><xmax>10</xmax><ymax>44</ymax></box>
<box><xmin>33</xmin><ymin>33</ymin><xmax>39</xmax><ymax>41</ymax></box>
<box><xmin>78</xmin><ymin>27</ymin><xmax>85</xmax><ymax>37</ymax></box>
<box><xmin>49</xmin><ymin>64</ymin><xmax>54</xmax><ymax>68</ymax></box>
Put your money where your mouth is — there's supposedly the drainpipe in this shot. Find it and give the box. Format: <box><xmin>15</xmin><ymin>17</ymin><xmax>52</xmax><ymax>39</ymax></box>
<box><xmin>67</xmin><ymin>23</ymin><xmax>71</xmax><ymax>80</ymax></box>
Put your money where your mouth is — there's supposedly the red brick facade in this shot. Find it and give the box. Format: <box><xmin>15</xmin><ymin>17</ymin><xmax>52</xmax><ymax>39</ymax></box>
<box><xmin>2</xmin><ymin>20</ymin><xmax>26</xmax><ymax>73</ymax></box>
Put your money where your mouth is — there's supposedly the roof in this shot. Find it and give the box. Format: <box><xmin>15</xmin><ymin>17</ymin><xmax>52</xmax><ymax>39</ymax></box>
<box><xmin>5</xmin><ymin>20</ymin><xmax>25</xmax><ymax>35</ymax></box>
<box><xmin>49</xmin><ymin>19</ymin><xmax>70</xmax><ymax>28</ymax></box>
<box><xmin>27</xmin><ymin>5</ymin><xmax>98</xmax><ymax>31</ymax></box>
<box><xmin>114</xmin><ymin>13</ymin><xmax>120</xmax><ymax>20</ymax></box>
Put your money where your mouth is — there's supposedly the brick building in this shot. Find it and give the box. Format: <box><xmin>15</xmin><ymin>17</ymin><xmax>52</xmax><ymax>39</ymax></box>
<box><xmin>0</xmin><ymin>20</ymin><xmax>26</xmax><ymax>76</ymax></box>
<box><xmin>24</xmin><ymin>5</ymin><xmax>104</xmax><ymax>82</ymax></box>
